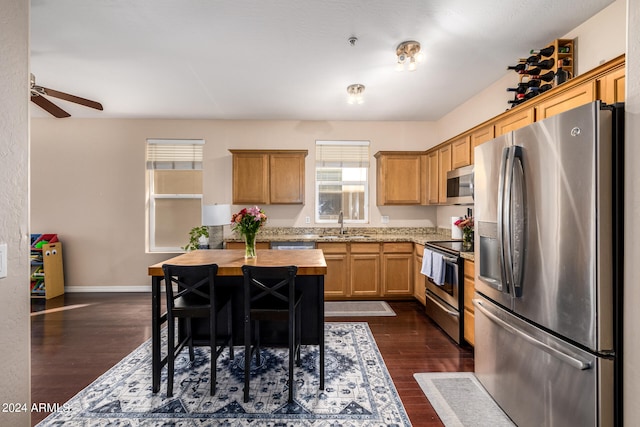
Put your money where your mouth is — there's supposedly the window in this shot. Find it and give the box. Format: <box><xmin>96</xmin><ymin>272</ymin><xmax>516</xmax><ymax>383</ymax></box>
<box><xmin>315</xmin><ymin>140</ymin><xmax>369</xmax><ymax>223</ymax></box>
<box><xmin>147</xmin><ymin>139</ymin><xmax>204</xmax><ymax>252</ymax></box>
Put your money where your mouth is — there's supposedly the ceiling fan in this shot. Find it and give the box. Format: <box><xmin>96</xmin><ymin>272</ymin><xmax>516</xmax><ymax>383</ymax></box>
<box><xmin>30</xmin><ymin>73</ymin><xmax>103</xmax><ymax>118</ymax></box>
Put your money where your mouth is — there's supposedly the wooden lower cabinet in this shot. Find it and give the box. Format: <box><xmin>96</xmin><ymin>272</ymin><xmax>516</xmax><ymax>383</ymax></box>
<box><xmin>413</xmin><ymin>244</ymin><xmax>426</xmax><ymax>305</ymax></box>
<box><xmin>316</xmin><ymin>243</ymin><xmax>349</xmax><ymax>298</ymax></box>
<box><xmin>318</xmin><ymin>241</ymin><xmax>416</xmax><ymax>299</ymax></box>
<box><xmin>350</xmin><ymin>243</ymin><xmax>381</xmax><ymax>297</ymax></box>
<box><xmin>382</xmin><ymin>243</ymin><xmax>414</xmax><ymax>296</ymax></box>
<box><xmin>463</xmin><ymin>259</ymin><xmax>475</xmax><ymax>347</ymax></box>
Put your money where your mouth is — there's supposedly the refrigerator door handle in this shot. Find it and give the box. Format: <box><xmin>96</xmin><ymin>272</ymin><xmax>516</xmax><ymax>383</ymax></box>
<box><xmin>497</xmin><ymin>146</ymin><xmax>511</xmax><ymax>294</ymax></box>
<box><xmin>509</xmin><ymin>146</ymin><xmax>526</xmax><ymax>298</ymax></box>
<box><xmin>473</xmin><ymin>299</ymin><xmax>592</xmax><ymax>371</ymax></box>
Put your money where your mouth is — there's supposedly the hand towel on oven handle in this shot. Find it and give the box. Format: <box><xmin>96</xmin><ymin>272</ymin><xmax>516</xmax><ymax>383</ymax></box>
<box><xmin>421</xmin><ymin>249</ymin><xmax>446</xmax><ymax>286</ymax></box>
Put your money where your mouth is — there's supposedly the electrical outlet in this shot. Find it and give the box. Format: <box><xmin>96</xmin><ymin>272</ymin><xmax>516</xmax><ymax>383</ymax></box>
<box><xmin>305</xmin><ymin>216</ymin><xmax>310</xmax><ymax>224</ymax></box>
<box><xmin>381</xmin><ymin>216</ymin><xmax>389</xmax><ymax>224</ymax></box>
<box><xmin>0</xmin><ymin>243</ymin><xmax>7</xmax><ymax>278</ymax></box>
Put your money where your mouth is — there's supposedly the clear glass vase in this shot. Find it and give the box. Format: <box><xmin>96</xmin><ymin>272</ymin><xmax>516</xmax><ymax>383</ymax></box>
<box><xmin>243</xmin><ymin>232</ymin><xmax>257</xmax><ymax>259</ymax></box>
<box><xmin>462</xmin><ymin>230</ymin><xmax>473</xmax><ymax>251</ymax></box>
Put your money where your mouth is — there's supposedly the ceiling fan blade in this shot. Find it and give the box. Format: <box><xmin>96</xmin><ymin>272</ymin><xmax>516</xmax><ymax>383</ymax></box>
<box><xmin>31</xmin><ymin>94</ymin><xmax>71</xmax><ymax>118</ymax></box>
<box><xmin>41</xmin><ymin>87</ymin><xmax>104</xmax><ymax>111</ymax></box>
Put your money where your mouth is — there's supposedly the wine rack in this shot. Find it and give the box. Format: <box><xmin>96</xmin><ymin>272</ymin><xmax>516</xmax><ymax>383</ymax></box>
<box><xmin>506</xmin><ymin>38</ymin><xmax>575</xmax><ymax>108</ymax></box>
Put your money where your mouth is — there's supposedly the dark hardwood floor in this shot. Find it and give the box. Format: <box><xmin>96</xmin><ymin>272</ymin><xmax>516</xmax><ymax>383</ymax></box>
<box><xmin>31</xmin><ymin>294</ymin><xmax>474</xmax><ymax>426</ymax></box>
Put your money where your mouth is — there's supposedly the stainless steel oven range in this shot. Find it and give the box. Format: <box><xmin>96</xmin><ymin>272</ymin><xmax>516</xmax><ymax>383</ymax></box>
<box><xmin>423</xmin><ymin>240</ymin><xmax>465</xmax><ymax>345</ymax></box>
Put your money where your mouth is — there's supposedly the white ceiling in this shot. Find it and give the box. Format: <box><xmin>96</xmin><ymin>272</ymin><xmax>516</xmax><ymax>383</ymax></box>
<box><xmin>30</xmin><ymin>0</ymin><xmax>614</xmax><ymax>121</ymax></box>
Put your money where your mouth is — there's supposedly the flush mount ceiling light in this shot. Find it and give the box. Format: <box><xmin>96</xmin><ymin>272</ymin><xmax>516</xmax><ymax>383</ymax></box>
<box><xmin>396</xmin><ymin>40</ymin><xmax>424</xmax><ymax>71</ymax></box>
<box><xmin>346</xmin><ymin>84</ymin><xmax>365</xmax><ymax>104</ymax></box>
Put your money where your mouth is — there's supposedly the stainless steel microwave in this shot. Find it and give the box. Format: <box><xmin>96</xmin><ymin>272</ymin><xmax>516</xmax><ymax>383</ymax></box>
<box><xmin>446</xmin><ymin>165</ymin><xmax>474</xmax><ymax>205</ymax></box>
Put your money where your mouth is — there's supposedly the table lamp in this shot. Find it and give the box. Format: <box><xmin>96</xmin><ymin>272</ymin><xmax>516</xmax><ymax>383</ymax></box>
<box><xmin>202</xmin><ymin>204</ymin><xmax>231</xmax><ymax>249</ymax></box>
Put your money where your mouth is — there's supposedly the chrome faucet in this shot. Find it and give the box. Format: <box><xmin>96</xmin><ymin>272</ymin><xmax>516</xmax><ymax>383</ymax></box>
<box><xmin>338</xmin><ymin>211</ymin><xmax>345</xmax><ymax>234</ymax></box>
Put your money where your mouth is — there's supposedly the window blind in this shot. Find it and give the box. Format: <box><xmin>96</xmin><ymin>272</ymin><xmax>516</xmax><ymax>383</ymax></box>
<box><xmin>146</xmin><ymin>139</ymin><xmax>204</xmax><ymax>170</ymax></box>
<box><xmin>315</xmin><ymin>140</ymin><xmax>369</xmax><ymax>168</ymax></box>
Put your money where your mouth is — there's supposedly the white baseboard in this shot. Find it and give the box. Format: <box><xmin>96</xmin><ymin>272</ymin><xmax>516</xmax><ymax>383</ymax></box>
<box><xmin>65</xmin><ymin>285</ymin><xmax>152</xmax><ymax>293</ymax></box>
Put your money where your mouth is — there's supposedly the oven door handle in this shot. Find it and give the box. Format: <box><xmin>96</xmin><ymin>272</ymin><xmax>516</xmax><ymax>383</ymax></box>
<box><xmin>426</xmin><ymin>291</ymin><xmax>459</xmax><ymax>317</ymax></box>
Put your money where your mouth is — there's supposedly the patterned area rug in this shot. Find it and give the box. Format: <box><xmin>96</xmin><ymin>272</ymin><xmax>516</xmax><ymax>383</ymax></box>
<box><xmin>413</xmin><ymin>372</ymin><xmax>515</xmax><ymax>427</ymax></box>
<box><xmin>38</xmin><ymin>322</ymin><xmax>410</xmax><ymax>426</ymax></box>
<box><xmin>325</xmin><ymin>301</ymin><xmax>396</xmax><ymax>317</ymax></box>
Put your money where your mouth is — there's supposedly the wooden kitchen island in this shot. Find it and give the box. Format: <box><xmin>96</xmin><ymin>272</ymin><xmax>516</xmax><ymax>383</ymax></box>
<box><xmin>148</xmin><ymin>249</ymin><xmax>327</xmax><ymax>394</ymax></box>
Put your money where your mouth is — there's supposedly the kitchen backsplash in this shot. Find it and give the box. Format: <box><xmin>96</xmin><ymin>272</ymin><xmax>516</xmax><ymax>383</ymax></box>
<box><xmin>232</xmin><ymin>226</ymin><xmax>452</xmax><ymax>238</ymax></box>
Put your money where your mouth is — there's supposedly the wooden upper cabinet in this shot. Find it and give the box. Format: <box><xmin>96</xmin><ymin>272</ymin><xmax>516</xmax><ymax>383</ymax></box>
<box><xmin>230</xmin><ymin>149</ymin><xmax>307</xmax><ymax>204</ymax></box>
<box><xmin>494</xmin><ymin>107</ymin><xmax>535</xmax><ymax>136</ymax></box>
<box><xmin>438</xmin><ymin>144</ymin><xmax>452</xmax><ymax>204</ymax></box>
<box><xmin>426</xmin><ymin>150</ymin><xmax>439</xmax><ymax>205</ymax></box>
<box><xmin>470</xmin><ymin>124</ymin><xmax>495</xmax><ymax>164</ymax></box>
<box><xmin>451</xmin><ymin>135</ymin><xmax>471</xmax><ymax>169</ymax></box>
<box><xmin>375</xmin><ymin>152</ymin><xmax>424</xmax><ymax>205</ymax></box>
<box><xmin>598</xmin><ymin>66</ymin><xmax>625</xmax><ymax>104</ymax></box>
<box><xmin>535</xmin><ymin>80</ymin><xmax>596</xmax><ymax>120</ymax></box>
<box><xmin>231</xmin><ymin>151</ymin><xmax>269</xmax><ymax>204</ymax></box>
<box><xmin>269</xmin><ymin>152</ymin><xmax>306</xmax><ymax>204</ymax></box>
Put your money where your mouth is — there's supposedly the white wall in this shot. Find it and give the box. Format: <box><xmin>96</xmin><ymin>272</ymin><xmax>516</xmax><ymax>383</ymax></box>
<box><xmin>0</xmin><ymin>0</ymin><xmax>31</xmax><ymax>425</ymax></box>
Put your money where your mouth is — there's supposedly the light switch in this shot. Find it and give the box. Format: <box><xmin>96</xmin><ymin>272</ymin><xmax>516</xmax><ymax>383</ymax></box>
<box><xmin>381</xmin><ymin>216</ymin><xmax>389</xmax><ymax>224</ymax></box>
<box><xmin>0</xmin><ymin>243</ymin><xmax>7</xmax><ymax>278</ymax></box>
<box><xmin>305</xmin><ymin>216</ymin><xmax>311</xmax><ymax>224</ymax></box>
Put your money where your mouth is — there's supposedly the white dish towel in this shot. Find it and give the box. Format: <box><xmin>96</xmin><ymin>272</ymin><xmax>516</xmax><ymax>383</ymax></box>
<box><xmin>421</xmin><ymin>249</ymin><xmax>433</xmax><ymax>277</ymax></box>
<box><xmin>431</xmin><ymin>252</ymin><xmax>446</xmax><ymax>286</ymax></box>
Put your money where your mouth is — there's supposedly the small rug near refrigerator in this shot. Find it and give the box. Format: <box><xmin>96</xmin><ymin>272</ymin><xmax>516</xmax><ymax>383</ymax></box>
<box><xmin>36</xmin><ymin>322</ymin><xmax>410</xmax><ymax>426</ymax></box>
<box><xmin>413</xmin><ymin>372</ymin><xmax>515</xmax><ymax>427</ymax></box>
<box><xmin>324</xmin><ymin>301</ymin><xmax>396</xmax><ymax>317</ymax></box>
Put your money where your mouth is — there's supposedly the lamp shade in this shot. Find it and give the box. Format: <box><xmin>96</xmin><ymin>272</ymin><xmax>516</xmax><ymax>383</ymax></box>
<box><xmin>202</xmin><ymin>204</ymin><xmax>231</xmax><ymax>226</ymax></box>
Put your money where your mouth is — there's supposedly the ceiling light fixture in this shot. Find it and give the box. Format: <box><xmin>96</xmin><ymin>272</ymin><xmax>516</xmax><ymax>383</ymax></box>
<box><xmin>346</xmin><ymin>84</ymin><xmax>365</xmax><ymax>104</ymax></box>
<box><xmin>396</xmin><ymin>40</ymin><xmax>424</xmax><ymax>71</ymax></box>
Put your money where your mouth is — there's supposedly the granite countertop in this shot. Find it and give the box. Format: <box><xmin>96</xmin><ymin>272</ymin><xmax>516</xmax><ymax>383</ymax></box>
<box><xmin>460</xmin><ymin>251</ymin><xmax>475</xmax><ymax>262</ymax></box>
<box><xmin>224</xmin><ymin>227</ymin><xmax>476</xmax><ymax>262</ymax></box>
<box><xmin>225</xmin><ymin>227</ymin><xmax>444</xmax><ymax>245</ymax></box>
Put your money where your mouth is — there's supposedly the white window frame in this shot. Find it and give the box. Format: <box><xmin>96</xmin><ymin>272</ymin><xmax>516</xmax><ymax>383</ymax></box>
<box><xmin>315</xmin><ymin>140</ymin><xmax>369</xmax><ymax>224</ymax></box>
<box><xmin>146</xmin><ymin>139</ymin><xmax>204</xmax><ymax>252</ymax></box>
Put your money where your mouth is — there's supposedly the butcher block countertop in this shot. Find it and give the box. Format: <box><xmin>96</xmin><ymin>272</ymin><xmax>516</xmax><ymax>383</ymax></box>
<box><xmin>148</xmin><ymin>249</ymin><xmax>327</xmax><ymax>277</ymax></box>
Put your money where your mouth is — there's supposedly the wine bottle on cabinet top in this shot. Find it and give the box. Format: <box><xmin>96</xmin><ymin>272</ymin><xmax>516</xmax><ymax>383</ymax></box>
<box><xmin>529</xmin><ymin>59</ymin><xmax>555</xmax><ymax>70</ymax></box>
<box><xmin>554</xmin><ymin>60</ymin><xmax>569</xmax><ymax>86</ymax></box>
<box><xmin>530</xmin><ymin>45</ymin><xmax>555</xmax><ymax>57</ymax></box>
<box><xmin>518</xmin><ymin>79</ymin><xmax>542</xmax><ymax>88</ymax></box>
<box><xmin>507</xmin><ymin>86</ymin><xmax>527</xmax><ymax>94</ymax></box>
<box><xmin>507</xmin><ymin>63</ymin><xmax>527</xmax><ymax>72</ymax></box>
<box><xmin>527</xmin><ymin>70</ymin><xmax>555</xmax><ymax>82</ymax></box>
<box><xmin>529</xmin><ymin>83</ymin><xmax>553</xmax><ymax>93</ymax></box>
<box><xmin>524</xmin><ymin>54</ymin><xmax>540</xmax><ymax>64</ymax></box>
<box><xmin>519</xmin><ymin>67</ymin><xmax>541</xmax><ymax>76</ymax></box>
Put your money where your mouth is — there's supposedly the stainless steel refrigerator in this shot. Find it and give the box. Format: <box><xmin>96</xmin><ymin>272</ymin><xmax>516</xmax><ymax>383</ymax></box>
<box><xmin>473</xmin><ymin>101</ymin><xmax>623</xmax><ymax>427</ymax></box>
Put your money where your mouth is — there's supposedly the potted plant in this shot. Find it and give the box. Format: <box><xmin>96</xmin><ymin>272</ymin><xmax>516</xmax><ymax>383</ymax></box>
<box><xmin>183</xmin><ymin>226</ymin><xmax>209</xmax><ymax>251</ymax></box>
